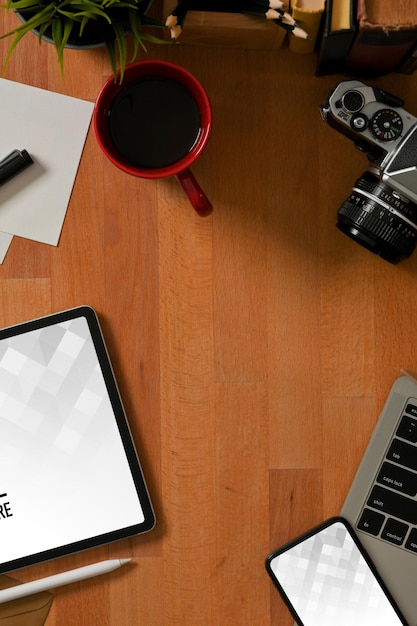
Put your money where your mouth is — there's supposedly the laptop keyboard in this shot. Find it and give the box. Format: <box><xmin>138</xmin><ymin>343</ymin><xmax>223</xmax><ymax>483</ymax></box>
<box><xmin>357</xmin><ymin>400</ymin><xmax>417</xmax><ymax>552</ymax></box>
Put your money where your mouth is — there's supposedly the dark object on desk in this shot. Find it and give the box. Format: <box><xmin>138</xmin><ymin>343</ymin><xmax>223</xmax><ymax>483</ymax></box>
<box><xmin>346</xmin><ymin>0</ymin><xmax>417</xmax><ymax>77</ymax></box>
<box><xmin>166</xmin><ymin>0</ymin><xmax>290</xmax><ymax>40</ymax></box>
<box><xmin>289</xmin><ymin>0</ymin><xmax>325</xmax><ymax>54</ymax></box>
<box><xmin>0</xmin><ymin>149</ymin><xmax>33</xmax><ymax>187</ymax></box>
<box><xmin>320</xmin><ymin>79</ymin><xmax>417</xmax><ymax>264</ymax></box>
<box><xmin>182</xmin><ymin>0</ymin><xmax>242</xmax><ymax>10</ymax></box>
<box><xmin>109</xmin><ymin>77</ymin><xmax>201</xmax><ymax>169</ymax></box>
<box><xmin>165</xmin><ymin>0</ymin><xmax>189</xmax><ymax>38</ymax></box>
<box><xmin>162</xmin><ymin>0</ymin><xmax>287</xmax><ymax>48</ymax></box>
<box><xmin>315</xmin><ymin>0</ymin><xmax>357</xmax><ymax>76</ymax></box>
<box><xmin>397</xmin><ymin>39</ymin><xmax>417</xmax><ymax>75</ymax></box>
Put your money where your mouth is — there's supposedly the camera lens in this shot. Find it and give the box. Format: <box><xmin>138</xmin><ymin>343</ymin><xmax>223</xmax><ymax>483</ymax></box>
<box><xmin>336</xmin><ymin>170</ymin><xmax>417</xmax><ymax>264</ymax></box>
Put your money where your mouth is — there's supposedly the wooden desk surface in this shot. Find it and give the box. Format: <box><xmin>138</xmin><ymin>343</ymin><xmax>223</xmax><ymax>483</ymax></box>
<box><xmin>2</xmin><ymin>8</ymin><xmax>417</xmax><ymax>625</ymax></box>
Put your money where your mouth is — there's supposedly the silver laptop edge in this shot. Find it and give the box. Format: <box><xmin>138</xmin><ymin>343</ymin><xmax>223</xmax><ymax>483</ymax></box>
<box><xmin>341</xmin><ymin>374</ymin><xmax>417</xmax><ymax>626</ymax></box>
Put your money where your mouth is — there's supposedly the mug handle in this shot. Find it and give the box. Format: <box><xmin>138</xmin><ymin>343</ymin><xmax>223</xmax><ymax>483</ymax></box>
<box><xmin>176</xmin><ymin>168</ymin><xmax>213</xmax><ymax>217</ymax></box>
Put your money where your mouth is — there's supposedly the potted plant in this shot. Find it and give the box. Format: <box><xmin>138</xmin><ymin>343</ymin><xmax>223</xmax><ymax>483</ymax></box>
<box><xmin>0</xmin><ymin>0</ymin><xmax>168</xmax><ymax>80</ymax></box>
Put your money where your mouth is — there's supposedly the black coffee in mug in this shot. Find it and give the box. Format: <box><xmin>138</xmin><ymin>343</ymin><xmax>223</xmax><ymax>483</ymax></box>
<box><xmin>109</xmin><ymin>76</ymin><xmax>201</xmax><ymax>170</ymax></box>
<box><xmin>94</xmin><ymin>59</ymin><xmax>213</xmax><ymax>215</ymax></box>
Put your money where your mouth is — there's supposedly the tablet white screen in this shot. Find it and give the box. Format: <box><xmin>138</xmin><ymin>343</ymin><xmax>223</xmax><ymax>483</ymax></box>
<box><xmin>0</xmin><ymin>312</ymin><xmax>150</xmax><ymax>568</ymax></box>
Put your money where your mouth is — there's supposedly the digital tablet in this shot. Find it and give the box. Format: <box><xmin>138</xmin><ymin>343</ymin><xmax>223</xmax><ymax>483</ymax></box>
<box><xmin>0</xmin><ymin>306</ymin><xmax>155</xmax><ymax>573</ymax></box>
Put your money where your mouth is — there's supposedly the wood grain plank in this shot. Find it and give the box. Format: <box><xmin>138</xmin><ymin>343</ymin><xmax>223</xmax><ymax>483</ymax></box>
<box><xmin>318</xmin><ymin>133</ymin><xmax>378</xmax><ymax>398</ymax></box>
<box><xmin>0</xmin><ymin>279</ymin><xmax>51</xmax><ymax>326</ymax></box>
<box><xmin>109</xmin><ymin>558</ymin><xmax>164</xmax><ymax>626</ymax></box>
<box><xmin>103</xmin><ymin>171</ymin><xmax>162</xmax><ymax>558</ymax></box>
<box><xmin>158</xmin><ymin>195</ymin><xmax>216</xmax><ymax>625</ymax></box>
<box><xmin>269</xmin><ymin>469</ymin><xmax>323</xmax><ymax>626</ymax></box>
<box><xmin>269</xmin><ymin>395</ymin><xmax>323</xmax><ymax>469</ymax></box>
<box><xmin>215</xmin><ymin>382</ymin><xmax>270</xmax><ymax>625</ymax></box>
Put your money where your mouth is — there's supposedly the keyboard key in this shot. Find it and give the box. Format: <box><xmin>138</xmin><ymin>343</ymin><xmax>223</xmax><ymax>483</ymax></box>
<box><xmin>386</xmin><ymin>438</ymin><xmax>417</xmax><ymax>471</ymax></box>
<box><xmin>367</xmin><ymin>485</ymin><xmax>417</xmax><ymax>524</ymax></box>
<box><xmin>381</xmin><ymin>518</ymin><xmax>408</xmax><ymax>545</ymax></box>
<box><xmin>376</xmin><ymin>461</ymin><xmax>417</xmax><ymax>496</ymax></box>
<box><xmin>397</xmin><ymin>414</ymin><xmax>417</xmax><ymax>443</ymax></box>
<box><xmin>405</xmin><ymin>528</ymin><xmax>417</xmax><ymax>553</ymax></box>
<box><xmin>405</xmin><ymin>402</ymin><xmax>417</xmax><ymax>418</ymax></box>
<box><xmin>357</xmin><ymin>508</ymin><xmax>385</xmax><ymax>535</ymax></box>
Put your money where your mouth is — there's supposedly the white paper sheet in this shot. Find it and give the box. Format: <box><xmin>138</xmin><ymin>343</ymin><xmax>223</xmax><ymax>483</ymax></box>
<box><xmin>0</xmin><ymin>78</ymin><xmax>94</xmax><ymax>262</ymax></box>
<box><xmin>0</xmin><ymin>232</ymin><xmax>13</xmax><ymax>263</ymax></box>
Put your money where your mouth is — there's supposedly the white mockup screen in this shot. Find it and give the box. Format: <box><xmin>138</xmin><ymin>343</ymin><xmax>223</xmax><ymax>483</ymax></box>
<box><xmin>0</xmin><ymin>307</ymin><xmax>154</xmax><ymax>571</ymax></box>
<box><xmin>268</xmin><ymin>520</ymin><xmax>405</xmax><ymax>626</ymax></box>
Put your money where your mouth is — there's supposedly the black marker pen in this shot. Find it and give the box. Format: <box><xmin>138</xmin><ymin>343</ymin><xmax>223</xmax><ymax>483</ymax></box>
<box><xmin>0</xmin><ymin>149</ymin><xmax>34</xmax><ymax>186</ymax></box>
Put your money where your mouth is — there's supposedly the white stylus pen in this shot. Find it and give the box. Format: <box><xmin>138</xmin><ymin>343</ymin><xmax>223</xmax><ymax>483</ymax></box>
<box><xmin>0</xmin><ymin>558</ymin><xmax>131</xmax><ymax>604</ymax></box>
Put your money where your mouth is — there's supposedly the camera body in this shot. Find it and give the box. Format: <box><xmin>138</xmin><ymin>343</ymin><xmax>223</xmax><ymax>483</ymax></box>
<box><xmin>320</xmin><ymin>80</ymin><xmax>417</xmax><ymax>264</ymax></box>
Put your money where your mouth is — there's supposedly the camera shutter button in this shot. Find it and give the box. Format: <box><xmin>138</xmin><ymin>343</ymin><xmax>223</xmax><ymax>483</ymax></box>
<box><xmin>350</xmin><ymin>113</ymin><xmax>368</xmax><ymax>132</ymax></box>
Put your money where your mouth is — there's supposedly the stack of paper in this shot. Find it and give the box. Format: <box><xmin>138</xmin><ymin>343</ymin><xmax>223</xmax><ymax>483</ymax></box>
<box><xmin>0</xmin><ymin>78</ymin><xmax>94</xmax><ymax>262</ymax></box>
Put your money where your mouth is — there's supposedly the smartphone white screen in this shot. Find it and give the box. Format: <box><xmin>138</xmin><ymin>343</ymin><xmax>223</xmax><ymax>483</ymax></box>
<box><xmin>268</xmin><ymin>520</ymin><xmax>405</xmax><ymax>626</ymax></box>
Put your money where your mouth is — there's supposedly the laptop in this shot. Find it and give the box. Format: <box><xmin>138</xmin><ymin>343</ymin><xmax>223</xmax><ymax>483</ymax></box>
<box><xmin>341</xmin><ymin>372</ymin><xmax>417</xmax><ymax>626</ymax></box>
<box><xmin>0</xmin><ymin>306</ymin><xmax>155</xmax><ymax>573</ymax></box>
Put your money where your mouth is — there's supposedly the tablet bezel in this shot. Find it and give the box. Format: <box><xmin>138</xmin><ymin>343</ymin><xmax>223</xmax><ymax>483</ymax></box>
<box><xmin>0</xmin><ymin>305</ymin><xmax>155</xmax><ymax>573</ymax></box>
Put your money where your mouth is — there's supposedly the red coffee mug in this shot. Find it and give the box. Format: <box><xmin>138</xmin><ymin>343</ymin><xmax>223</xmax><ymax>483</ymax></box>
<box><xmin>93</xmin><ymin>60</ymin><xmax>213</xmax><ymax>217</ymax></box>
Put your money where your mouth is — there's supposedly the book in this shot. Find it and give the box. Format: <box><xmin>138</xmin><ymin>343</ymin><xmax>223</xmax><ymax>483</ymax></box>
<box><xmin>315</xmin><ymin>0</ymin><xmax>357</xmax><ymax>76</ymax></box>
<box><xmin>346</xmin><ymin>0</ymin><xmax>417</xmax><ymax>77</ymax></box>
<box><xmin>289</xmin><ymin>0</ymin><xmax>325</xmax><ymax>54</ymax></box>
<box><xmin>397</xmin><ymin>40</ymin><xmax>417</xmax><ymax>74</ymax></box>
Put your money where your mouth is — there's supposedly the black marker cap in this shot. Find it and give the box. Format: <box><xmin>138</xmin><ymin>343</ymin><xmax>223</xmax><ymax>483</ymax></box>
<box><xmin>0</xmin><ymin>149</ymin><xmax>34</xmax><ymax>186</ymax></box>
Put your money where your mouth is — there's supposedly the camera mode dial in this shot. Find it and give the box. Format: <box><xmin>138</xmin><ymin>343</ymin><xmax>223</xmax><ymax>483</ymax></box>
<box><xmin>370</xmin><ymin>109</ymin><xmax>403</xmax><ymax>141</ymax></box>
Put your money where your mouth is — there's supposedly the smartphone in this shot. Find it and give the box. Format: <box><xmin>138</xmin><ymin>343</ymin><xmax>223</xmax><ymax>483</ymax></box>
<box><xmin>265</xmin><ymin>516</ymin><xmax>409</xmax><ymax>626</ymax></box>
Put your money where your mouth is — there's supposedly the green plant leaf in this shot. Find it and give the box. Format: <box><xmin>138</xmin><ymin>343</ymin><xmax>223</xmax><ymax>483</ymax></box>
<box><xmin>37</xmin><ymin>21</ymin><xmax>50</xmax><ymax>41</ymax></box>
<box><xmin>104</xmin><ymin>37</ymin><xmax>117</xmax><ymax>81</ymax></box>
<box><xmin>79</xmin><ymin>14</ymin><xmax>89</xmax><ymax>35</ymax></box>
<box><xmin>59</xmin><ymin>6</ymin><xmax>112</xmax><ymax>22</ymax></box>
<box><xmin>113</xmin><ymin>19</ymin><xmax>127</xmax><ymax>82</ymax></box>
<box><xmin>3</xmin><ymin>0</ymin><xmax>41</xmax><ymax>10</ymax></box>
<box><xmin>142</xmin><ymin>15</ymin><xmax>167</xmax><ymax>29</ymax></box>
<box><xmin>51</xmin><ymin>16</ymin><xmax>74</xmax><ymax>76</ymax></box>
<box><xmin>137</xmin><ymin>30</ymin><xmax>169</xmax><ymax>44</ymax></box>
<box><xmin>0</xmin><ymin>2</ymin><xmax>54</xmax><ymax>38</ymax></box>
<box><xmin>127</xmin><ymin>7</ymin><xmax>143</xmax><ymax>61</ymax></box>
<box><xmin>0</xmin><ymin>5</ymin><xmax>54</xmax><ymax>74</ymax></box>
<box><xmin>56</xmin><ymin>0</ymin><xmax>115</xmax><ymax>20</ymax></box>
<box><xmin>1</xmin><ymin>0</ymin><xmax>169</xmax><ymax>79</ymax></box>
<box><xmin>2</xmin><ymin>30</ymin><xmax>27</xmax><ymax>72</ymax></box>
<box><xmin>51</xmin><ymin>17</ymin><xmax>64</xmax><ymax>75</ymax></box>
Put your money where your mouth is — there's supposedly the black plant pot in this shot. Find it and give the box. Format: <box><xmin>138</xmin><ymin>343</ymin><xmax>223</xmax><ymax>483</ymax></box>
<box><xmin>15</xmin><ymin>0</ymin><xmax>153</xmax><ymax>49</ymax></box>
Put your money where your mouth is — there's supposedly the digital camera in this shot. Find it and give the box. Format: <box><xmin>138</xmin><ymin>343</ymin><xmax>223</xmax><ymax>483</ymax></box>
<box><xmin>320</xmin><ymin>80</ymin><xmax>417</xmax><ymax>264</ymax></box>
